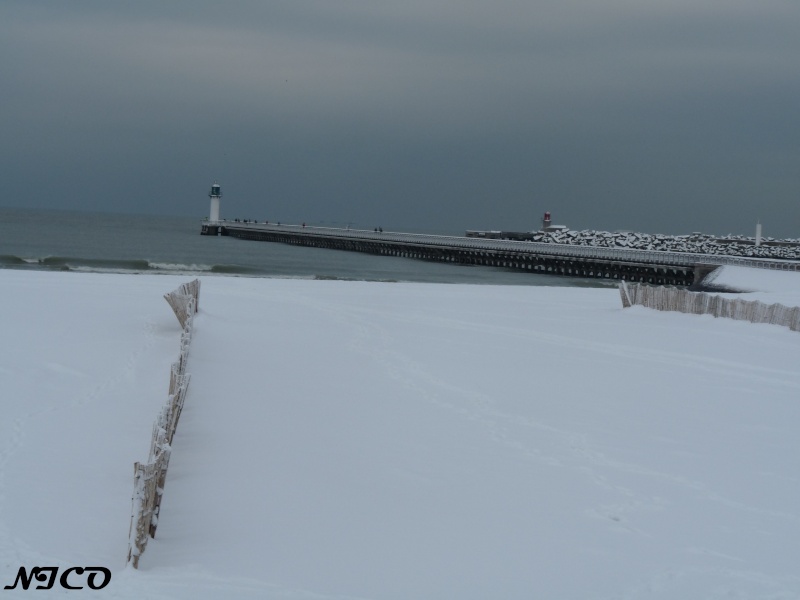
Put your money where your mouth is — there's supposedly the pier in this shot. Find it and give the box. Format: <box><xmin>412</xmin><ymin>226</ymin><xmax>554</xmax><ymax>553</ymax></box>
<box><xmin>200</xmin><ymin>221</ymin><xmax>800</xmax><ymax>286</ymax></box>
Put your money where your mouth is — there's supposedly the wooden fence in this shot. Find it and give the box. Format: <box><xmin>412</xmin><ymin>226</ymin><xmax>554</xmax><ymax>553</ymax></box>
<box><xmin>619</xmin><ymin>280</ymin><xmax>800</xmax><ymax>332</ymax></box>
<box><xmin>127</xmin><ymin>279</ymin><xmax>200</xmax><ymax>569</ymax></box>
<box><xmin>163</xmin><ymin>279</ymin><xmax>201</xmax><ymax>330</ymax></box>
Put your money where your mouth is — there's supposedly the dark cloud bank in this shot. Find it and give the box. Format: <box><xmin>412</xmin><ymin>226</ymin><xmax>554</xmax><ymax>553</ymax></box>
<box><xmin>2</xmin><ymin>0</ymin><xmax>798</xmax><ymax>237</ymax></box>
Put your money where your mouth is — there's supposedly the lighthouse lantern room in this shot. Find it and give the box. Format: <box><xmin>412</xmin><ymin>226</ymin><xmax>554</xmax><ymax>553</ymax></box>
<box><xmin>209</xmin><ymin>182</ymin><xmax>222</xmax><ymax>222</ymax></box>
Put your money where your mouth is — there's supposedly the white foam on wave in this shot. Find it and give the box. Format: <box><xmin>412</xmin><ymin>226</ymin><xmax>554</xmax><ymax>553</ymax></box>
<box><xmin>70</xmin><ymin>265</ymin><xmax>149</xmax><ymax>274</ymax></box>
<box><xmin>149</xmin><ymin>262</ymin><xmax>214</xmax><ymax>272</ymax></box>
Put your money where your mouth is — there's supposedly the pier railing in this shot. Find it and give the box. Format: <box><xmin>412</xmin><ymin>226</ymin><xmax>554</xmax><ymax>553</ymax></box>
<box><xmin>218</xmin><ymin>222</ymin><xmax>800</xmax><ymax>271</ymax></box>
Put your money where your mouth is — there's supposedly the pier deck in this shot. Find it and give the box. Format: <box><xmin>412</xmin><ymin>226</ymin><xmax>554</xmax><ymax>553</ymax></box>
<box><xmin>201</xmin><ymin>221</ymin><xmax>800</xmax><ymax>285</ymax></box>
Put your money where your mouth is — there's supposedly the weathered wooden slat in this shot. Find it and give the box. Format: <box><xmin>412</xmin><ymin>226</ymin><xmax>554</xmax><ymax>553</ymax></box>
<box><xmin>619</xmin><ymin>282</ymin><xmax>799</xmax><ymax>333</ymax></box>
<box><xmin>128</xmin><ymin>280</ymin><xmax>199</xmax><ymax>568</ymax></box>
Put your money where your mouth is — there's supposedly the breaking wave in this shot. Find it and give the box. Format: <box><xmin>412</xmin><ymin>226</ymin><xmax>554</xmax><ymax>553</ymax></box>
<box><xmin>0</xmin><ymin>254</ymin><xmax>27</xmax><ymax>266</ymax></box>
<box><xmin>313</xmin><ymin>274</ymin><xmax>399</xmax><ymax>283</ymax></box>
<box><xmin>0</xmin><ymin>255</ymin><xmax>252</xmax><ymax>276</ymax></box>
<box><xmin>209</xmin><ymin>264</ymin><xmax>271</xmax><ymax>275</ymax></box>
<box><xmin>148</xmin><ymin>262</ymin><xmax>215</xmax><ymax>273</ymax></box>
<box><xmin>39</xmin><ymin>256</ymin><xmax>152</xmax><ymax>271</ymax></box>
<box><xmin>0</xmin><ymin>254</ymin><xmax>402</xmax><ymax>281</ymax></box>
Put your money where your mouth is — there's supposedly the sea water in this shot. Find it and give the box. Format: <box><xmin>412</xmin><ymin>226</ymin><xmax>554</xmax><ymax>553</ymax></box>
<box><xmin>0</xmin><ymin>207</ymin><xmax>604</xmax><ymax>287</ymax></box>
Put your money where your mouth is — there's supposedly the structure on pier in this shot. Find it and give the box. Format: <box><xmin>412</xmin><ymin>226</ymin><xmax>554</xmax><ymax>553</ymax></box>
<box><xmin>201</xmin><ymin>183</ymin><xmax>223</xmax><ymax>236</ymax></box>
<box><xmin>201</xmin><ymin>220</ymin><xmax>799</xmax><ymax>285</ymax></box>
<box><xmin>209</xmin><ymin>182</ymin><xmax>222</xmax><ymax>222</ymax></box>
<box><xmin>541</xmin><ymin>211</ymin><xmax>568</xmax><ymax>233</ymax></box>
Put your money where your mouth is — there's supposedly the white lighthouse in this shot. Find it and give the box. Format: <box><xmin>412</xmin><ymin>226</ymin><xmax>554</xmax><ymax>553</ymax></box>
<box><xmin>209</xmin><ymin>182</ymin><xmax>222</xmax><ymax>222</ymax></box>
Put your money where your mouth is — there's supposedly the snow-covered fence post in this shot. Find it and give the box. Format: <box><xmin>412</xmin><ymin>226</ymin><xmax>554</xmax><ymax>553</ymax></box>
<box><xmin>638</xmin><ymin>284</ymin><xmax>649</xmax><ymax>307</ymax></box>
<box><xmin>645</xmin><ymin>285</ymin><xmax>656</xmax><ymax>308</ymax></box>
<box><xmin>698</xmin><ymin>292</ymin><xmax>710</xmax><ymax>315</ymax></box>
<box><xmin>127</xmin><ymin>280</ymin><xmax>200</xmax><ymax>568</ymax></box>
<box><xmin>168</xmin><ymin>361</ymin><xmax>181</xmax><ymax>396</ymax></box>
<box><xmin>618</xmin><ymin>282</ymin><xmax>799</xmax><ymax>333</ymax></box>
<box><xmin>707</xmin><ymin>294</ymin><xmax>719</xmax><ymax>317</ymax></box>
<box><xmin>687</xmin><ymin>291</ymin><xmax>699</xmax><ymax>314</ymax></box>
<box><xmin>719</xmin><ymin>296</ymin><xmax>731</xmax><ymax>319</ymax></box>
<box><xmin>791</xmin><ymin>306</ymin><xmax>800</xmax><ymax>331</ymax></box>
<box><xmin>692</xmin><ymin>290</ymin><xmax>704</xmax><ymax>314</ymax></box>
<box><xmin>178</xmin><ymin>279</ymin><xmax>200</xmax><ymax>313</ymax></box>
<box><xmin>164</xmin><ymin>279</ymin><xmax>200</xmax><ymax>329</ymax></box>
<box><xmin>165</xmin><ymin>373</ymin><xmax>190</xmax><ymax>444</ymax></box>
<box><xmin>148</xmin><ymin>429</ymin><xmax>171</xmax><ymax>539</ymax></box>
<box><xmin>127</xmin><ymin>463</ymin><xmax>146</xmax><ymax>569</ymax></box>
<box><xmin>619</xmin><ymin>280</ymin><xmax>632</xmax><ymax>308</ymax></box>
<box><xmin>654</xmin><ymin>284</ymin><xmax>664</xmax><ymax>308</ymax></box>
<box><xmin>625</xmin><ymin>282</ymin><xmax>635</xmax><ymax>305</ymax></box>
<box><xmin>127</xmin><ymin>461</ymin><xmax>159</xmax><ymax>569</ymax></box>
<box><xmin>759</xmin><ymin>301</ymin><xmax>771</xmax><ymax>324</ymax></box>
<box><xmin>635</xmin><ymin>284</ymin><xmax>645</xmax><ymax>307</ymax></box>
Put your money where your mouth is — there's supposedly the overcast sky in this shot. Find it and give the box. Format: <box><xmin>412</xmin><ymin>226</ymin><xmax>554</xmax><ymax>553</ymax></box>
<box><xmin>2</xmin><ymin>0</ymin><xmax>798</xmax><ymax>237</ymax></box>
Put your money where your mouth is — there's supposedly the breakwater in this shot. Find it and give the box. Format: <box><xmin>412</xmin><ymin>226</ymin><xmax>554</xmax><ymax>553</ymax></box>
<box><xmin>201</xmin><ymin>222</ymin><xmax>800</xmax><ymax>285</ymax></box>
<box><xmin>468</xmin><ymin>228</ymin><xmax>800</xmax><ymax>260</ymax></box>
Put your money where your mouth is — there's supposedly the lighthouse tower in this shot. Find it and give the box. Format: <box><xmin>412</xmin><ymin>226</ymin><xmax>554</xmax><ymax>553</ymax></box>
<box><xmin>209</xmin><ymin>182</ymin><xmax>222</xmax><ymax>222</ymax></box>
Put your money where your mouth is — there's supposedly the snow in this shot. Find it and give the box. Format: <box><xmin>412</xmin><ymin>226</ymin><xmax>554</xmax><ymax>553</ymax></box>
<box><xmin>534</xmin><ymin>228</ymin><xmax>800</xmax><ymax>259</ymax></box>
<box><xmin>2</xmin><ymin>270</ymin><xmax>800</xmax><ymax>599</ymax></box>
<box><xmin>702</xmin><ymin>265</ymin><xmax>800</xmax><ymax>307</ymax></box>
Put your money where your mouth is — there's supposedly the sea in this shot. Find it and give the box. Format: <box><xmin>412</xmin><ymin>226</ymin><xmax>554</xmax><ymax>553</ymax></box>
<box><xmin>0</xmin><ymin>207</ymin><xmax>605</xmax><ymax>287</ymax></box>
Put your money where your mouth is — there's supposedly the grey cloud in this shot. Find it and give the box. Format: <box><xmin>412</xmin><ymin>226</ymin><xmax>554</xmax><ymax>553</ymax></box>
<box><xmin>1</xmin><ymin>0</ymin><xmax>798</xmax><ymax>237</ymax></box>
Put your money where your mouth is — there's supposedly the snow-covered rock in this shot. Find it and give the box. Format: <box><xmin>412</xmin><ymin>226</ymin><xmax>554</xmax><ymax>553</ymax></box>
<box><xmin>533</xmin><ymin>229</ymin><xmax>800</xmax><ymax>259</ymax></box>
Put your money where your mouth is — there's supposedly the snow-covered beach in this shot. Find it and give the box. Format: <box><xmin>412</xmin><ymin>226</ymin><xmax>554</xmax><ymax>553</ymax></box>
<box><xmin>1</xmin><ymin>268</ymin><xmax>799</xmax><ymax>599</ymax></box>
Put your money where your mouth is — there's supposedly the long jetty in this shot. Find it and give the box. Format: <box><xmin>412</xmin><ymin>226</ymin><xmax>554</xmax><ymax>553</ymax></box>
<box><xmin>201</xmin><ymin>221</ymin><xmax>800</xmax><ymax>286</ymax></box>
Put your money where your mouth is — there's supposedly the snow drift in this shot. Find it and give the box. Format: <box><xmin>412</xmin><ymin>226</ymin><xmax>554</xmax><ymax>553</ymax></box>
<box><xmin>1</xmin><ymin>270</ymin><xmax>799</xmax><ymax>599</ymax></box>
